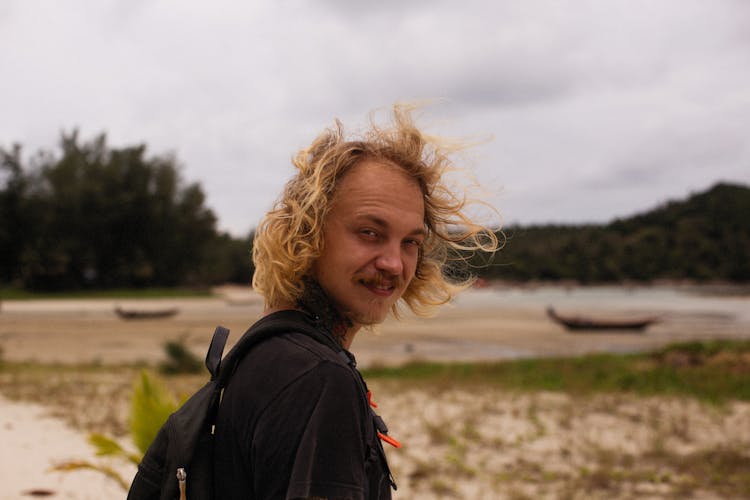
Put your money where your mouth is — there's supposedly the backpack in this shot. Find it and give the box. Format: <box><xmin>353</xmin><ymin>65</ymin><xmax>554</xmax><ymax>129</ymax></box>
<box><xmin>126</xmin><ymin>309</ymin><xmax>396</xmax><ymax>500</ymax></box>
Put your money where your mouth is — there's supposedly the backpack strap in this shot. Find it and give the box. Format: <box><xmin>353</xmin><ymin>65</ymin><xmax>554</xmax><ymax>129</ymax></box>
<box><xmin>205</xmin><ymin>326</ymin><xmax>230</xmax><ymax>380</ymax></box>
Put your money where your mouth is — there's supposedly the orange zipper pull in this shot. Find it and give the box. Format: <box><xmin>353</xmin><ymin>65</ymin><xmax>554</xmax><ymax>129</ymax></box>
<box><xmin>367</xmin><ymin>390</ymin><xmax>378</xmax><ymax>408</ymax></box>
<box><xmin>368</xmin><ymin>390</ymin><xmax>400</xmax><ymax>447</ymax></box>
<box><xmin>378</xmin><ymin>431</ymin><xmax>402</xmax><ymax>448</ymax></box>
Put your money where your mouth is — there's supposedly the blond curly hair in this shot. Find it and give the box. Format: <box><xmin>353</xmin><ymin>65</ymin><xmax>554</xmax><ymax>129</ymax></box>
<box><xmin>252</xmin><ymin>104</ymin><xmax>500</xmax><ymax>318</ymax></box>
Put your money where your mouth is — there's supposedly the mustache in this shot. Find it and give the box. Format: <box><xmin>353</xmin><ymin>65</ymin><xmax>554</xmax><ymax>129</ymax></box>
<box><xmin>354</xmin><ymin>272</ymin><xmax>404</xmax><ymax>288</ymax></box>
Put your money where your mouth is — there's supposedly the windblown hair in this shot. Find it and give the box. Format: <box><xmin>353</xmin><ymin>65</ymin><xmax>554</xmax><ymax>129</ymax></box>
<box><xmin>252</xmin><ymin>104</ymin><xmax>500</xmax><ymax>317</ymax></box>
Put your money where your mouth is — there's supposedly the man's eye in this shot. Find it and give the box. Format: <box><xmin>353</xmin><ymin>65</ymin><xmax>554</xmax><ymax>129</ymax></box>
<box><xmin>360</xmin><ymin>229</ymin><xmax>378</xmax><ymax>239</ymax></box>
<box><xmin>404</xmin><ymin>239</ymin><xmax>423</xmax><ymax>248</ymax></box>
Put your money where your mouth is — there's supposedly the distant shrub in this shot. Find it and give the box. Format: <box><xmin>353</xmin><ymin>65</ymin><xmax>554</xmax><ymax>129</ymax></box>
<box><xmin>159</xmin><ymin>336</ymin><xmax>204</xmax><ymax>375</ymax></box>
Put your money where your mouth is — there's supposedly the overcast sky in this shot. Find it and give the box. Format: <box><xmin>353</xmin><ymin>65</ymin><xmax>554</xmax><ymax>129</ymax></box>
<box><xmin>2</xmin><ymin>0</ymin><xmax>749</xmax><ymax>236</ymax></box>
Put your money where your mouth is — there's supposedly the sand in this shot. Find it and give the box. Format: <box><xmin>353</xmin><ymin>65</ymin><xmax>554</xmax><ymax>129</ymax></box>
<box><xmin>0</xmin><ymin>395</ymin><xmax>134</xmax><ymax>499</ymax></box>
<box><xmin>1</xmin><ymin>285</ymin><xmax>749</xmax><ymax>498</ymax></box>
<box><xmin>2</xmin><ymin>285</ymin><xmax>748</xmax><ymax>367</ymax></box>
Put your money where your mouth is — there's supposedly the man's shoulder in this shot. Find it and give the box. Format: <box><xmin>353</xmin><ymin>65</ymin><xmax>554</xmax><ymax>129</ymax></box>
<box><xmin>222</xmin><ymin>329</ymin><xmax>362</xmax><ymax>426</ymax></box>
<box><xmin>239</xmin><ymin>309</ymin><xmax>344</xmax><ymax>364</ymax></box>
<box><xmin>229</xmin><ymin>327</ymin><xmax>352</xmax><ymax>395</ymax></box>
<box><xmin>248</xmin><ymin>330</ymin><xmax>345</xmax><ymax>366</ymax></box>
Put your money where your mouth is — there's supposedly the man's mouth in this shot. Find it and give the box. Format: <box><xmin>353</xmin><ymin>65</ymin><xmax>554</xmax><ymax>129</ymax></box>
<box><xmin>359</xmin><ymin>279</ymin><xmax>396</xmax><ymax>296</ymax></box>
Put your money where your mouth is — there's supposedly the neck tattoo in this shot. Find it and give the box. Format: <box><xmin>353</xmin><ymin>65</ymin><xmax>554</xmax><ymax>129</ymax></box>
<box><xmin>296</xmin><ymin>278</ymin><xmax>351</xmax><ymax>345</ymax></box>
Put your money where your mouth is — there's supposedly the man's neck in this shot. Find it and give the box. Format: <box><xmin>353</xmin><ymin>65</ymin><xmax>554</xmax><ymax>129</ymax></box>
<box><xmin>263</xmin><ymin>306</ymin><xmax>360</xmax><ymax>350</ymax></box>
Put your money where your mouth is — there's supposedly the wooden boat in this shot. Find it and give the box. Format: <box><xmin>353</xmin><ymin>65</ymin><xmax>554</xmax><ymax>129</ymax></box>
<box><xmin>546</xmin><ymin>307</ymin><xmax>658</xmax><ymax>332</ymax></box>
<box><xmin>114</xmin><ymin>306</ymin><xmax>179</xmax><ymax>320</ymax></box>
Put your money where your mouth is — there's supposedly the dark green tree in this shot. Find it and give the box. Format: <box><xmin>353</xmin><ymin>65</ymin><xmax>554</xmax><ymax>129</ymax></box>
<box><xmin>0</xmin><ymin>144</ymin><xmax>34</xmax><ymax>285</ymax></box>
<box><xmin>1</xmin><ymin>131</ymin><xmax>252</xmax><ymax>290</ymax></box>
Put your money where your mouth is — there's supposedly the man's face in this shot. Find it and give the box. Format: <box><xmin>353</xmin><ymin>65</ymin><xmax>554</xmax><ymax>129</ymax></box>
<box><xmin>312</xmin><ymin>159</ymin><xmax>425</xmax><ymax>329</ymax></box>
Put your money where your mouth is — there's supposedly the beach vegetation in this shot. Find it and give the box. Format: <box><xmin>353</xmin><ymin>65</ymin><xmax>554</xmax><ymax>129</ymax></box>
<box><xmin>51</xmin><ymin>370</ymin><xmax>178</xmax><ymax>490</ymax></box>
<box><xmin>159</xmin><ymin>336</ymin><xmax>204</xmax><ymax>375</ymax></box>
<box><xmin>363</xmin><ymin>339</ymin><xmax>750</xmax><ymax>402</ymax></box>
<box><xmin>128</xmin><ymin>370</ymin><xmax>180</xmax><ymax>454</ymax></box>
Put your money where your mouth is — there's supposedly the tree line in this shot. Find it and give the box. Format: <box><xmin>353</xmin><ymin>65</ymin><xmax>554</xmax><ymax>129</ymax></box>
<box><xmin>2</xmin><ymin>132</ymin><xmax>748</xmax><ymax>291</ymax></box>
<box><xmin>477</xmin><ymin>182</ymin><xmax>750</xmax><ymax>283</ymax></box>
<box><xmin>0</xmin><ymin>132</ymin><xmax>252</xmax><ymax>290</ymax></box>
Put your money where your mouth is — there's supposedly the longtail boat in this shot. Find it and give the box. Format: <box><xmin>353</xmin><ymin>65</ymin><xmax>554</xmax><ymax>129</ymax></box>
<box><xmin>546</xmin><ymin>307</ymin><xmax>658</xmax><ymax>332</ymax></box>
<box><xmin>114</xmin><ymin>306</ymin><xmax>179</xmax><ymax>320</ymax></box>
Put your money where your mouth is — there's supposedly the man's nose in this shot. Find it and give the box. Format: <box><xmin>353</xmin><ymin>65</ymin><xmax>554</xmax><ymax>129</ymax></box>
<box><xmin>374</xmin><ymin>243</ymin><xmax>403</xmax><ymax>276</ymax></box>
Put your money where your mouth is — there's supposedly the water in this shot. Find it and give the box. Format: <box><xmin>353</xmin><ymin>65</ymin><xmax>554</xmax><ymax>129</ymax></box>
<box><xmin>456</xmin><ymin>285</ymin><xmax>750</xmax><ymax>323</ymax></box>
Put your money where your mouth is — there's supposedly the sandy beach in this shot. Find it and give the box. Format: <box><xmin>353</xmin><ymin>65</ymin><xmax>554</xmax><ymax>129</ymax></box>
<box><xmin>0</xmin><ymin>395</ymin><xmax>134</xmax><ymax>499</ymax></box>
<box><xmin>2</xmin><ymin>285</ymin><xmax>748</xmax><ymax>367</ymax></box>
<box><xmin>1</xmin><ymin>285</ymin><xmax>749</xmax><ymax>498</ymax></box>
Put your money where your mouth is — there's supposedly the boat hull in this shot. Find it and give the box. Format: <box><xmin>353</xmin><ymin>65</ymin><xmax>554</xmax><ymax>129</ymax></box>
<box><xmin>546</xmin><ymin>307</ymin><xmax>657</xmax><ymax>332</ymax></box>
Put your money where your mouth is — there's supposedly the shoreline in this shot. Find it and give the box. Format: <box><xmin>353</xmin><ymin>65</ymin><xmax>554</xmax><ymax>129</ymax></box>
<box><xmin>1</xmin><ymin>285</ymin><xmax>748</xmax><ymax>367</ymax></box>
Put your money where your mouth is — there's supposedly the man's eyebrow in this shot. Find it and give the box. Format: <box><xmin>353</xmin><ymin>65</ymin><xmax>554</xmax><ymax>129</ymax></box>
<box><xmin>356</xmin><ymin>214</ymin><xmax>426</xmax><ymax>236</ymax></box>
<box><xmin>407</xmin><ymin>226</ymin><xmax>427</xmax><ymax>237</ymax></box>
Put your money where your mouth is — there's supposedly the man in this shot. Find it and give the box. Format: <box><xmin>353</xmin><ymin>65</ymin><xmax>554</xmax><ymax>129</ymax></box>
<box><xmin>212</xmin><ymin>105</ymin><xmax>498</xmax><ymax>499</ymax></box>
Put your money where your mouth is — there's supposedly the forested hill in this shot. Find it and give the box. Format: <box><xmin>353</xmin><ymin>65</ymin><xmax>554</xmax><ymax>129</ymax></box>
<box><xmin>2</xmin><ymin>129</ymin><xmax>747</xmax><ymax>289</ymax></box>
<box><xmin>483</xmin><ymin>182</ymin><xmax>750</xmax><ymax>283</ymax></box>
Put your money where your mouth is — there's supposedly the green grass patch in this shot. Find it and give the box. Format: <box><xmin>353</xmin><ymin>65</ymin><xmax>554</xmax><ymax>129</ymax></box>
<box><xmin>0</xmin><ymin>287</ymin><xmax>213</xmax><ymax>300</ymax></box>
<box><xmin>362</xmin><ymin>339</ymin><xmax>750</xmax><ymax>403</ymax></box>
<box><xmin>4</xmin><ymin>339</ymin><xmax>750</xmax><ymax>403</ymax></box>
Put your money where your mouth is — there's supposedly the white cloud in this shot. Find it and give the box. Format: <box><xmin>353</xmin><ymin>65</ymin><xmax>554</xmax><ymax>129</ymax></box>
<box><xmin>1</xmin><ymin>0</ymin><xmax>749</xmax><ymax>235</ymax></box>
